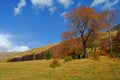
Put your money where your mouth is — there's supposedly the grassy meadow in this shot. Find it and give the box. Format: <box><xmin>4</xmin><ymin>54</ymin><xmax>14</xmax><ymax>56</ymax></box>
<box><xmin>0</xmin><ymin>56</ymin><xmax>120</xmax><ymax>80</ymax></box>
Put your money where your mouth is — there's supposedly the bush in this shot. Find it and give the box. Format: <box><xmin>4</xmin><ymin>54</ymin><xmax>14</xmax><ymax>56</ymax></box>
<box><xmin>114</xmin><ymin>52</ymin><xmax>120</xmax><ymax>58</ymax></box>
<box><xmin>110</xmin><ymin>52</ymin><xmax>120</xmax><ymax>58</ymax></box>
<box><xmin>92</xmin><ymin>52</ymin><xmax>100</xmax><ymax>61</ymax></box>
<box><xmin>109</xmin><ymin>53</ymin><xmax>114</xmax><ymax>58</ymax></box>
<box><xmin>50</xmin><ymin>59</ymin><xmax>61</xmax><ymax>69</ymax></box>
<box><xmin>64</xmin><ymin>56</ymin><xmax>72</xmax><ymax>62</ymax></box>
<box><xmin>45</xmin><ymin>51</ymin><xmax>52</xmax><ymax>60</ymax></box>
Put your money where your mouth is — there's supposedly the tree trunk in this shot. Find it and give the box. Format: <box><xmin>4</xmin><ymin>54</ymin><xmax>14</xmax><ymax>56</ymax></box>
<box><xmin>109</xmin><ymin>30</ymin><xmax>112</xmax><ymax>53</ymax></box>
<box><xmin>82</xmin><ymin>46</ymin><xmax>88</xmax><ymax>58</ymax></box>
<box><xmin>94</xmin><ymin>32</ymin><xmax>97</xmax><ymax>52</ymax></box>
<box><xmin>82</xmin><ymin>39</ymin><xmax>88</xmax><ymax>58</ymax></box>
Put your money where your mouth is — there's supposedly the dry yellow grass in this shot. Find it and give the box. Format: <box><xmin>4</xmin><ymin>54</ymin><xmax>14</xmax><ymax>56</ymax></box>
<box><xmin>0</xmin><ymin>56</ymin><xmax>120</xmax><ymax>80</ymax></box>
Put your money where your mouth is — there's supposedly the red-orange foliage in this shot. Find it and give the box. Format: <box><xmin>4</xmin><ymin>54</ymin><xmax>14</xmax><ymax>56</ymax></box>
<box><xmin>99</xmin><ymin>38</ymin><xmax>109</xmax><ymax>56</ymax></box>
<box><xmin>61</xmin><ymin>30</ymin><xmax>77</xmax><ymax>41</ymax></box>
<box><xmin>49</xmin><ymin>37</ymin><xmax>82</xmax><ymax>58</ymax></box>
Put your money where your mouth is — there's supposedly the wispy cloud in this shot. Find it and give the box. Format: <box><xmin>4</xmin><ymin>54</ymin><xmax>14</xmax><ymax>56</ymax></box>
<box><xmin>61</xmin><ymin>12</ymin><xmax>67</xmax><ymax>17</ymax></box>
<box><xmin>48</xmin><ymin>7</ymin><xmax>56</xmax><ymax>14</ymax></box>
<box><xmin>61</xmin><ymin>12</ymin><xmax>68</xmax><ymax>23</ymax></box>
<box><xmin>31</xmin><ymin>0</ymin><xmax>53</xmax><ymax>9</ymax></box>
<box><xmin>58</xmin><ymin>0</ymin><xmax>73</xmax><ymax>8</ymax></box>
<box><xmin>91</xmin><ymin>0</ymin><xmax>106</xmax><ymax>7</ymax></box>
<box><xmin>91</xmin><ymin>0</ymin><xmax>120</xmax><ymax>10</ymax></box>
<box><xmin>13</xmin><ymin>0</ymin><xmax>75</xmax><ymax>15</ymax></box>
<box><xmin>31</xmin><ymin>0</ymin><xmax>55</xmax><ymax>14</ymax></box>
<box><xmin>14</xmin><ymin>0</ymin><xmax>26</xmax><ymax>15</ymax></box>
<box><xmin>103</xmin><ymin>0</ymin><xmax>119</xmax><ymax>10</ymax></box>
<box><xmin>0</xmin><ymin>33</ymin><xmax>30</xmax><ymax>52</ymax></box>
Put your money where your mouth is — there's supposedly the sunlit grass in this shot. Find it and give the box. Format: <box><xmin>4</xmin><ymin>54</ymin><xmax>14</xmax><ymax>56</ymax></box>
<box><xmin>0</xmin><ymin>56</ymin><xmax>120</xmax><ymax>80</ymax></box>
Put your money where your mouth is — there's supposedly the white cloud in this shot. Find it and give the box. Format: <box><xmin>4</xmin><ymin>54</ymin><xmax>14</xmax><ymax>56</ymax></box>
<box><xmin>14</xmin><ymin>0</ymin><xmax>26</xmax><ymax>15</ymax></box>
<box><xmin>0</xmin><ymin>33</ymin><xmax>30</xmax><ymax>52</ymax></box>
<box><xmin>58</xmin><ymin>0</ymin><xmax>73</xmax><ymax>8</ymax></box>
<box><xmin>10</xmin><ymin>46</ymin><xmax>30</xmax><ymax>52</ymax></box>
<box><xmin>31</xmin><ymin>0</ymin><xmax>53</xmax><ymax>9</ymax></box>
<box><xmin>61</xmin><ymin>12</ymin><xmax>67</xmax><ymax>17</ymax></box>
<box><xmin>103</xmin><ymin>0</ymin><xmax>119</xmax><ymax>9</ymax></box>
<box><xmin>61</xmin><ymin>12</ymin><xmax>68</xmax><ymax>23</ymax></box>
<box><xmin>91</xmin><ymin>0</ymin><xmax>106</xmax><ymax>7</ymax></box>
<box><xmin>31</xmin><ymin>0</ymin><xmax>55</xmax><ymax>14</ymax></box>
<box><xmin>91</xmin><ymin>0</ymin><xmax>120</xmax><ymax>10</ymax></box>
<box><xmin>48</xmin><ymin>7</ymin><xmax>56</xmax><ymax>14</ymax></box>
<box><xmin>0</xmin><ymin>34</ymin><xmax>12</xmax><ymax>52</ymax></box>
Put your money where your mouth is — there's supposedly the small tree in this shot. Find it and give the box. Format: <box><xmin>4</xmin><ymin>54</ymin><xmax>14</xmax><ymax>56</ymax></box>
<box><xmin>45</xmin><ymin>51</ymin><xmax>52</xmax><ymax>60</ymax></box>
<box><xmin>102</xmin><ymin>10</ymin><xmax>120</xmax><ymax>54</ymax></box>
<box><xmin>64</xmin><ymin>56</ymin><xmax>73</xmax><ymax>62</ymax></box>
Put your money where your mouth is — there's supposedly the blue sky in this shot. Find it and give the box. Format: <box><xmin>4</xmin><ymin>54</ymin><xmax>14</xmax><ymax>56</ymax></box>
<box><xmin>0</xmin><ymin>0</ymin><xmax>120</xmax><ymax>52</ymax></box>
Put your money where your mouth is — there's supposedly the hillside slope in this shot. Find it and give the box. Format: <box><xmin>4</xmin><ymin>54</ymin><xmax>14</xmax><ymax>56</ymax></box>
<box><xmin>0</xmin><ymin>52</ymin><xmax>17</xmax><ymax>62</ymax></box>
<box><xmin>6</xmin><ymin>30</ymin><xmax>118</xmax><ymax>62</ymax></box>
<box><xmin>10</xmin><ymin>43</ymin><xmax>58</xmax><ymax>58</ymax></box>
<box><xmin>0</xmin><ymin>52</ymin><xmax>18</xmax><ymax>59</ymax></box>
<box><xmin>0</xmin><ymin>43</ymin><xmax>58</xmax><ymax>62</ymax></box>
<box><xmin>112</xmin><ymin>24</ymin><xmax>120</xmax><ymax>31</ymax></box>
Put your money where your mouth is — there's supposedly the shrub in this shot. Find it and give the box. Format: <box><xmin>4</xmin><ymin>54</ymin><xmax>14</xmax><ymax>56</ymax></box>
<box><xmin>64</xmin><ymin>56</ymin><xmax>72</xmax><ymax>62</ymax></box>
<box><xmin>109</xmin><ymin>52</ymin><xmax>120</xmax><ymax>58</ymax></box>
<box><xmin>45</xmin><ymin>51</ymin><xmax>52</xmax><ymax>60</ymax></box>
<box><xmin>50</xmin><ymin>59</ymin><xmax>61</xmax><ymax>69</ymax></box>
<box><xmin>109</xmin><ymin>52</ymin><xmax>116</xmax><ymax>58</ymax></box>
<box><xmin>93</xmin><ymin>52</ymin><xmax>100</xmax><ymax>61</ymax></box>
<box><xmin>110</xmin><ymin>52</ymin><xmax>120</xmax><ymax>58</ymax></box>
<box><xmin>114</xmin><ymin>52</ymin><xmax>120</xmax><ymax>58</ymax></box>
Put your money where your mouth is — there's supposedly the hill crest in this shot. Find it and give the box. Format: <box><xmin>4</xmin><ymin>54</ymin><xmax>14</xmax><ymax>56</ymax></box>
<box><xmin>112</xmin><ymin>24</ymin><xmax>120</xmax><ymax>31</ymax></box>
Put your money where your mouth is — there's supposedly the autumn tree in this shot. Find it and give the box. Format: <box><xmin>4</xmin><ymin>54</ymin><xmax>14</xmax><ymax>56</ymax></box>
<box><xmin>64</xmin><ymin>6</ymin><xmax>102</xmax><ymax>58</ymax></box>
<box><xmin>102</xmin><ymin>10</ymin><xmax>119</xmax><ymax>54</ymax></box>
